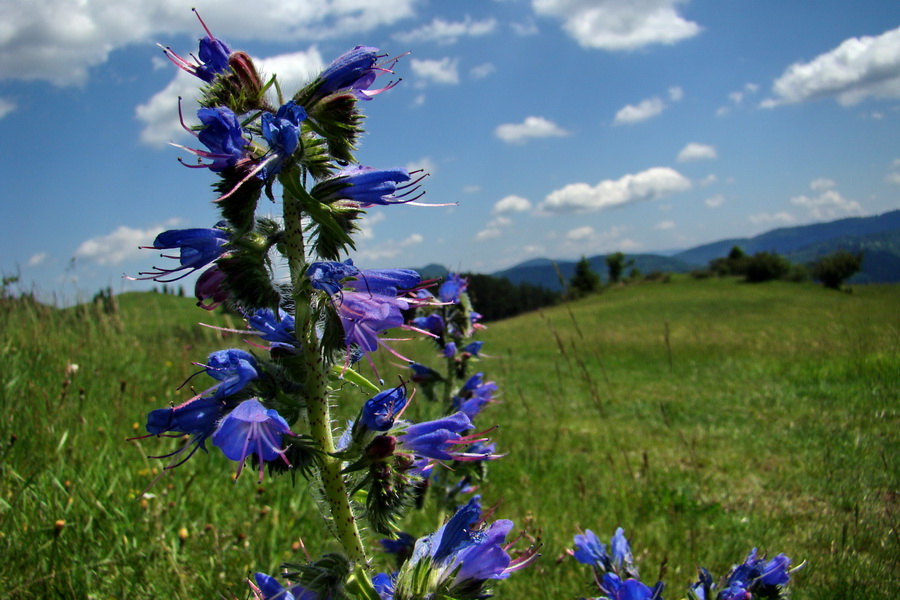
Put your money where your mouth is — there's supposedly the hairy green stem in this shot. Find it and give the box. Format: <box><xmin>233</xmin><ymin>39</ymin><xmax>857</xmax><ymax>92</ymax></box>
<box><xmin>282</xmin><ymin>182</ymin><xmax>367</xmax><ymax>565</ymax></box>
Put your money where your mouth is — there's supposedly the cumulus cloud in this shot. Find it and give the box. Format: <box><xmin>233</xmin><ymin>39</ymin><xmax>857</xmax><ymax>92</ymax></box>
<box><xmin>566</xmin><ymin>226</ymin><xmax>595</xmax><ymax>241</ymax></box>
<box><xmin>790</xmin><ymin>179</ymin><xmax>862</xmax><ymax>220</ymax></box>
<box><xmin>717</xmin><ymin>82</ymin><xmax>759</xmax><ymax>115</ymax></box>
<box><xmin>677</xmin><ymin>142</ymin><xmax>717</xmax><ymax>162</ymax></box>
<box><xmin>532</xmin><ymin>0</ymin><xmax>701</xmax><ymax>51</ymax></box>
<box><xmin>539</xmin><ymin>167</ymin><xmax>691</xmax><ymax>213</ymax></box>
<box><xmin>0</xmin><ymin>98</ymin><xmax>15</xmax><ymax>119</ymax></box>
<box><xmin>73</xmin><ymin>221</ymin><xmax>183</xmax><ymax>266</ymax></box>
<box><xmin>393</xmin><ymin>16</ymin><xmax>497</xmax><ymax>45</ymax></box>
<box><xmin>705</xmin><ymin>194</ymin><xmax>724</xmax><ymax>208</ymax></box>
<box><xmin>493</xmin><ymin>195</ymin><xmax>533</xmax><ymax>214</ymax></box>
<box><xmin>471</xmin><ymin>62</ymin><xmax>496</xmax><ymax>79</ymax></box>
<box><xmin>0</xmin><ymin>0</ymin><xmax>417</xmax><ymax>86</ymax></box>
<box><xmin>749</xmin><ymin>212</ymin><xmax>796</xmax><ymax>226</ymax></box>
<box><xmin>886</xmin><ymin>159</ymin><xmax>900</xmax><ymax>185</ymax></box>
<box><xmin>410</xmin><ymin>57</ymin><xmax>461</xmax><ymax>85</ymax></box>
<box><xmin>613</xmin><ymin>96</ymin><xmax>665</xmax><ymax>124</ymax></box>
<box><xmin>495</xmin><ymin>116</ymin><xmax>570</xmax><ymax>143</ymax></box>
<box><xmin>654</xmin><ymin>220</ymin><xmax>675</xmax><ymax>230</ymax></box>
<box><xmin>26</xmin><ymin>252</ymin><xmax>49</xmax><ymax>268</ymax></box>
<box><xmin>763</xmin><ymin>25</ymin><xmax>900</xmax><ymax>107</ymax></box>
<box><xmin>407</xmin><ymin>157</ymin><xmax>437</xmax><ymax>176</ymax></box>
<box><xmin>355</xmin><ymin>233</ymin><xmax>424</xmax><ymax>262</ymax></box>
<box><xmin>136</xmin><ymin>48</ymin><xmax>324</xmax><ymax>147</ymax></box>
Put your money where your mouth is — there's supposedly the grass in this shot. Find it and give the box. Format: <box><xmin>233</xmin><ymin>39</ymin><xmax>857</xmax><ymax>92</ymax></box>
<box><xmin>1</xmin><ymin>278</ymin><xmax>898</xmax><ymax>598</ymax></box>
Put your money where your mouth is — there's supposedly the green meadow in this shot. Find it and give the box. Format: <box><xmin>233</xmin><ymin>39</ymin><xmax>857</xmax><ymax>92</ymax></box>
<box><xmin>1</xmin><ymin>277</ymin><xmax>897</xmax><ymax>598</ymax></box>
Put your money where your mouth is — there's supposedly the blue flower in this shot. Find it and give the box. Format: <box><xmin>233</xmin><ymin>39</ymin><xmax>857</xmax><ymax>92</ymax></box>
<box><xmin>398</xmin><ymin>412</ymin><xmax>499</xmax><ymax>467</ymax></box>
<box><xmin>307</xmin><ymin>259</ymin><xmax>361</xmax><ymax>295</ymax></box>
<box><xmin>201</xmin><ymin>348</ymin><xmax>259</xmax><ymax>400</ymax></box>
<box><xmin>361</xmin><ymin>384</ymin><xmax>409</xmax><ymax>431</ymax></box>
<box><xmin>194</xmin><ymin>264</ymin><xmax>229</xmax><ymax>310</ymax></box>
<box><xmin>411</xmin><ymin>313</ymin><xmax>444</xmax><ymax>336</ymax></box>
<box><xmin>408</xmin><ymin>362</ymin><xmax>443</xmax><ymax>386</ymax></box>
<box><xmin>721</xmin><ymin>549</ymin><xmax>795</xmax><ymax>599</ymax></box>
<box><xmin>311</xmin><ymin>166</ymin><xmax>426</xmax><ymax>207</ymax></box>
<box><xmin>443</xmin><ymin>342</ymin><xmax>457</xmax><ymax>358</ymax></box>
<box><xmin>143</xmin><ymin>397</ymin><xmax>226</xmax><ymax>469</ymax></box>
<box><xmin>372</xmin><ymin>572</ymin><xmax>395</xmax><ymax>600</ymax></box>
<box><xmin>246</xmin><ymin>308</ymin><xmax>298</xmax><ymax>350</ymax></box>
<box><xmin>196</xmin><ymin>107</ymin><xmax>249</xmax><ymax>171</ymax></box>
<box><xmin>599</xmin><ymin>573</ymin><xmax>663</xmax><ymax>600</ymax></box>
<box><xmin>307</xmin><ymin>261</ymin><xmax>432</xmax><ymax>373</ymax></box>
<box><xmin>251</xmin><ymin>572</ymin><xmax>317</xmax><ymax>600</ymax></box>
<box><xmin>573</xmin><ymin>529</ymin><xmax>610</xmax><ymax>568</ymax></box>
<box><xmin>258</xmin><ymin>100</ymin><xmax>307</xmax><ymax>178</ymax></box>
<box><xmin>452</xmin><ymin>373</ymin><xmax>498</xmax><ymax>419</ymax></box>
<box><xmin>439</xmin><ymin>273</ymin><xmax>468</xmax><ymax>303</ymax></box>
<box><xmin>160</xmin><ymin>9</ymin><xmax>232</xmax><ymax>83</ymax></box>
<box><xmin>317</xmin><ymin>46</ymin><xmax>400</xmax><ymax>100</ymax></box>
<box><xmin>395</xmin><ymin>497</ymin><xmax>538</xmax><ymax>598</ymax></box>
<box><xmin>461</xmin><ymin>341</ymin><xmax>484</xmax><ymax>357</ymax></box>
<box><xmin>212</xmin><ymin>398</ymin><xmax>292</xmax><ymax>481</ymax></box>
<box><xmin>380</xmin><ymin>532</ymin><xmax>416</xmax><ymax>557</ymax></box>
<box><xmin>132</xmin><ymin>225</ymin><xmax>230</xmax><ymax>282</ymax></box>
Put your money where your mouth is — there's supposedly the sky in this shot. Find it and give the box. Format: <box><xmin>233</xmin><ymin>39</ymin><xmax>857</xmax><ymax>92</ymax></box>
<box><xmin>2</xmin><ymin>0</ymin><xmax>900</xmax><ymax>303</ymax></box>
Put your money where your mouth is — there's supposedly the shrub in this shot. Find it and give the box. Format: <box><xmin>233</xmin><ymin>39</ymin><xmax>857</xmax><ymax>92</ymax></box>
<box><xmin>810</xmin><ymin>250</ymin><xmax>863</xmax><ymax>290</ymax></box>
<box><xmin>744</xmin><ymin>251</ymin><xmax>791</xmax><ymax>283</ymax></box>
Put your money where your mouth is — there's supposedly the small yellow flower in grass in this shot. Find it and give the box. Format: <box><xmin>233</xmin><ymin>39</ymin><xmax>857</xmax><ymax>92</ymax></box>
<box><xmin>178</xmin><ymin>527</ymin><xmax>189</xmax><ymax>541</ymax></box>
<box><xmin>54</xmin><ymin>520</ymin><xmax>66</xmax><ymax>535</ymax></box>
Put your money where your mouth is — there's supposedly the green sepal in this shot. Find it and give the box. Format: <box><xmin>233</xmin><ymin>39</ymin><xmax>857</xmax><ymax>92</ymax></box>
<box><xmin>330</xmin><ymin>364</ymin><xmax>381</xmax><ymax>395</ymax></box>
<box><xmin>280</xmin><ymin>168</ymin><xmax>358</xmax><ymax>260</ymax></box>
<box><xmin>282</xmin><ymin>553</ymin><xmax>353</xmax><ymax>600</ymax></box>
<box><xmin>345</xmin><ymin>565</ymin><xmax>383</xmax><ymax>600</ymax></box>
<box><xmin>213</xmin><ymin>162</ymin><xmax>264</xmax><ymax>233</ymax></box>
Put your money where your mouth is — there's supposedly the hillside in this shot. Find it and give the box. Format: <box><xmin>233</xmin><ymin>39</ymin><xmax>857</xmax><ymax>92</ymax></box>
<box><xmin>439</xmin><ymin>209</ymin><xmax>900</xmax><ymax>290</ymax></box>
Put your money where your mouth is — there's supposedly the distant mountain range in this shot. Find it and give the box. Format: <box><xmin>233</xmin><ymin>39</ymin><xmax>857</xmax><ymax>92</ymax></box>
<box><xmin>415</xmin><ymin>209</ymin><xmax>900</xmax><ymax>290</ymax></box>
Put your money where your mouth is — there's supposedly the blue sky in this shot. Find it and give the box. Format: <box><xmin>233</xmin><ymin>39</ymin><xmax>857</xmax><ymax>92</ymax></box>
<box><xmin>3</xmin><ymin>0</ymin><xmax>900</xmax><ymax>303</ymax></box>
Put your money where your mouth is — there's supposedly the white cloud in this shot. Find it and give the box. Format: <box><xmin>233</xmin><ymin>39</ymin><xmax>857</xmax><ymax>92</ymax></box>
<box><xmin>810</xmin><ymin>177</ymin><xmax>836</xmax><ymax>192</ymax></box>
<box><xmin>705</xmin><ymin>194</ymin><xmax>724</xmax><ymax>208</ymax></box>
<box><xmin>613</xmin><ymin>96</ymin><xmax>665</xmax><ymax>124</ymax></box>
<box><xmin>699</xmin><ymin>174</ymin><xmax>718</xmax><ymax>187</ymax></box>
<box><xmin>511</xmin><ymin>18</ymin><xmax>539</xmax><ymax>36</ymax></box>
<box><xmin>495</xmin><ymin>116</ymin><xmax>570</xmax><ymax>143</ymax></box>
<box><xmin>0</xmin><ymin>97</ymin><xmax>15</xmax><ymax>119</ymax></box>
<box><xmin>410</xmin><ymin>57</ymin><xmax>460</xmax><ymax>85</ymax></box>
<box><xmin>654</xmin><ymin>220</ymin><xmax>675</xmax><ymax>230</ymax></box>
<box><xmin>476</xmin><ymin>228</ymin><xmax>503</xmax><ymax>241</ymax></box>
<box><xmin>532</xmin><ymin>0</ymin><xmax>701</xmax><ymax>51</ymax></box>
<box><xmin>355</xmin><ymin>233</ymin><xmax>424</xmax><ymax>261</ymax></box>
<box><xmin>539</xmin><ymin>166</ymin><xmax>692</xmax><ymax>213</ymax></box>
<box><xmin>0</xmin><ymin>0</ymin><xmax>417</xmax><ymax>86</ymax></box>
<box><xmin>749</xmin><ymin>212</ymin><xmax>796</xmax><ymax>226</ymax></box>
<box><xmin>407</xmin><ymin>157</ymin><xmax>437</xmax><ymax>176</ymax></box>
<box><xmin>471</xmin><ymin>62</ymin><xmax>496</xmax><ymax>79</ymax></box>
<box><xmin>718</xmin><ymin>83</ymin><xmax>760</xmax><ymax>115</ymax></box>
<box><xmin>790</xmin><ymin>179</ymin><xmax>862</xmax><ymax>220</ymax></box>
<box><xmin>677</xmin><ymin>142</ymin><xmax>717</xmax><ymax>162</ymax></box>
<box><xmin>136</xmin><ymin>48</ymin><xmax>324</xmax><ymax>147</ymax></box>
<box><xmin>26</xmin><ymin>252</ymin><xmax>49</xmax><ymax>268</ymax></box>
<box><xmin>763</xmin><ymin>25</ymin><xmax>900</xmax><ymax>107</ymax></box>
<box><xmin>566</xmin><ymin>226</ymin><xmax>595</xmax><ymax>241</ymax></box>
<box><xmin>74</xmin><ymin>223</ymin><xmax>179</xmax><ymax>266</ymax></box>
<box><xmin>493</xmin><ymin>195</ymin><xmax>533</xmax><ymax>214</ymax></box>
<box><xmin>886</xmin><ymin>159</ymin><xmax>900</xmax><ymax>184</ymax></box>
<box><xmin>393</xmin><ymin>16</ymin><xmax>497</xmax><ymax>46</ymax></box>
<box><xmin>668</xmin><ymin>86</ymin><xmax>683</xmax><ymax>101</ymax></box>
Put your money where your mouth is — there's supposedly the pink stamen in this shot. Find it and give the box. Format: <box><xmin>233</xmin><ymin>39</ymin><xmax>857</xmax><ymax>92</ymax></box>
<box><xmin>192</xmin><ymin>8</ymin><xmax>215</xmax><ymax>40</ymax></box>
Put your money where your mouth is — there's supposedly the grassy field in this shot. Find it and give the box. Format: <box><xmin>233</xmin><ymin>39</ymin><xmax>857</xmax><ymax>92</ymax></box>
<box><xmin>1</xmin><ymin>277</ymin><xmax>898</xmax><ymax>598</ymax></box>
